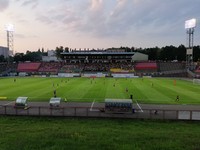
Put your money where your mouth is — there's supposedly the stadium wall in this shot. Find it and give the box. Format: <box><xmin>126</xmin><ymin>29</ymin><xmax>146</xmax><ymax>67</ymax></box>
<box><xmin>58</xmin><ymin>73</ymin><xmax>137</xmax><ymax>78</ymax></box>
<box><xmin>58</xmin><ymin>73</ymin><xmax>80</xmax><ymax>77</ymax></box>
<box><xmin>112</xmin><ymin>73</ymin><xmax>136</xmax><ymax>78</ymax></box>
<box><xmin>1</xmin><ymin>105</ymin><xmax>200</xmax><ymax>121</ymax></box>
<box><xmin>82</xmin><ymin>73</ymin><xmax>106</xmax><ymax>78</ymax></box>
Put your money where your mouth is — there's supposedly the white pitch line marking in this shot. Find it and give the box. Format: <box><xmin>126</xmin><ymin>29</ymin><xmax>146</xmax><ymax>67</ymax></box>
<box><xmin>4</xmin><ymin>101</ymin><xmax>15</xmax><ymax>106</ymax></box>
<box><xmin>0</xmin><ymin>101</ymin><xmax>15</xmax><ymax>107</ymax></box>
<box><xmin>135</xmin><ymin>100</ymin><xmax>143</xmax><ymax>112</ymax></box>
<box><xmin>89</xmin><ymin>100</ymin><xmax>100</xmax><ymax>112</ymax></box>
<box><xmin>90</xmin><ymin>100</ymin><xmax>95</xmax><ymax>111</ymax></box>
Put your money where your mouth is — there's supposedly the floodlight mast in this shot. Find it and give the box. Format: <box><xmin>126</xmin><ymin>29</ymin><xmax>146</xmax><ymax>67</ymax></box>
<box><xmin>185</xmin><ymin>19</ymin><xmax>196</xmax><ymax>70</ymax></box>
<box><xmin>6</xmin><ymin>24</ymin><xmax>14</xmax><ymax>56</ymax></box>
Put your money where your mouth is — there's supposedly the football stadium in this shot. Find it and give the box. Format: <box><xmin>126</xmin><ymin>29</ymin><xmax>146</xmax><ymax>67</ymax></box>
<box><xmin>0</xmin><ymin>48</ymin><xmax>200</xmax><ymax>149</ymax></box>
<box><xmin>1</xmin><ymin>1</ymin><xmax>200</xmax><ymax>149</ymax></box>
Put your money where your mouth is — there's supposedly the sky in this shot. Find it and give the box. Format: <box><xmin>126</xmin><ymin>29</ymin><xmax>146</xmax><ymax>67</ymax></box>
<box><xmin>0</xmin><ymin>0</ymin><xmax>199</xmax><ymax>53</ymax></box>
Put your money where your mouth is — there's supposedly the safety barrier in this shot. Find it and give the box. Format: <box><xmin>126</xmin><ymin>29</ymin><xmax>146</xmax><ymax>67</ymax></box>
<box><xmin>0</xmin><ymin>105</ymin><xmax>200</xmax><ymax>120</ymax></box>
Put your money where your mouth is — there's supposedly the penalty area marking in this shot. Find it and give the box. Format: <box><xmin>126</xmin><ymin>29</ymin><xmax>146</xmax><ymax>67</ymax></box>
<box><xmin>4</xmin><ymin>101</ymin><xmax>15</xmax><ymax>106</ymax></box>
<box><xmin>90</xmin><ymin>100</ymin><xmax>99</xmax><ymax>112</ymax></box>
<box><xmin>0</xmin><ymin>101</ymin><xmax>15</xmax><ymax>107</ymax></box>
<box><xmin>135</xmin><ymin>100</ymin><xmax>143</xmax><ymax>112</ymax></box>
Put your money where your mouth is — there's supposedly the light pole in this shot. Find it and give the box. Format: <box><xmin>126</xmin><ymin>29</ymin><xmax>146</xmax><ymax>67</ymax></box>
<box><xmin>5</xmin><ymin>23</ymin><xmax>14</xmax><ymax>56</ymax></box>
<box><xmin>185</xmin><ymin>18</ymin><xmax>196</xmax><ymax>70</ymax></box>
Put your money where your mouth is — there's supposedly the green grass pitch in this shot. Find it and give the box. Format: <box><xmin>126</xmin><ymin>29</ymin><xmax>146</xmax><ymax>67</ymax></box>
<box><xmin>0</xmin><ymin>77</ymin><xmax>200</xmax><ymax>104</ymax></box>
<box><xmin>0</xmin><ymin>117</ymin><xmax>200</xmax><ymax>150</ymax></box>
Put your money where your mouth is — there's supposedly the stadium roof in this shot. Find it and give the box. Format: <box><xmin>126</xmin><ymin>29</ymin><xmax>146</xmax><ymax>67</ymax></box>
<box><xmin>61</xmin><ymin>51</ymin><xmax>135</xmax><ymax>56</ymax></box>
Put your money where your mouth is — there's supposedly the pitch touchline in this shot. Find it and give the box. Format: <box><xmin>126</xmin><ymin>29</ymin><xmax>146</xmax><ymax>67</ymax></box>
<box><xmin>4</xmin><ymin>101</ymin><xmax>15</xmax><ymax>106</ymax></box>
<box><xmin>90</xmin><ymin>100</ymin><xmax>95</xmax><ymax>111</ymax></box>
<box><xmin>135</xmin><ymin>100</ymin><xmax>143</xmax><ymax>112</ymax></box>
<box><xmin>0</xmin><ymin>101</ymin><xmax>15</xmax><ymax>107</ymax></box>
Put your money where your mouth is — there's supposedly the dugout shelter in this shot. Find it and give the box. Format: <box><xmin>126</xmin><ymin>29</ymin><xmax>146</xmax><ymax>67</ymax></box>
<box><xmin>49</xmin><ymin>97</ymin><xmax>61</xmax><ymax>108</ymax></box>
<box><xmin>105</xmin><ymin>99</ymin><xmax>133</xmax><ymax>114</ymax></box>
<box><xmin>15</xmin><ymin>97</ymin><xmax>28</xmax><ymax>108</ymax></box>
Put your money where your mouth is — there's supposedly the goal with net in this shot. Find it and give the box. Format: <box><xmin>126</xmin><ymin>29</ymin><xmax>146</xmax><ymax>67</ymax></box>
<box><xmin>193</xmin><ymin>79</ymin><xmax>200</xmax><ymax>85</ymax></box>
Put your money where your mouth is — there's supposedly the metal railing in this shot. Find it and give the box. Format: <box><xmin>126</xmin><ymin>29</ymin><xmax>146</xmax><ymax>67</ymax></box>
<box><xmin>0</xmin><ymin>105</ymin><xmax>200</xmax><ymax>120</ymax></box>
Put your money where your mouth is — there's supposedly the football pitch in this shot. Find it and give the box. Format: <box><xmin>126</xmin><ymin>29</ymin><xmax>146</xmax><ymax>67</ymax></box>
<box><xmin>0</xmin><ymin>77</ymin><xmax>200</xmax><ymax>104</ymax></box>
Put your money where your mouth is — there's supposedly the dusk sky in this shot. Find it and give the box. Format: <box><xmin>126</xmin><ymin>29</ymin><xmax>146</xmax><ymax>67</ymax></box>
<box><xmin>0</xmin><ymin>0</ymin><xmax>199</xmax><ymax>53</ymax></box>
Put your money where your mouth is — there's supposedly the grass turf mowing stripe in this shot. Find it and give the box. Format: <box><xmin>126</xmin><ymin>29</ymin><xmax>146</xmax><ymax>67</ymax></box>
<box><xmin>1</xmin><ymin>77</ymin><xmax>200</xmax><ymax>104</ymax></box>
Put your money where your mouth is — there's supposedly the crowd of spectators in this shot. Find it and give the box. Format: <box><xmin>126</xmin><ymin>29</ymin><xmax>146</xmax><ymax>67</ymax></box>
<box><xmin>60</xmin><ymin>62</ymin><xmax>134</xmax><ymax>73</ymax></box>
<box><xmin>0</xmin><ymin>61</ymin><xmax>190</xmax><ymax>75</ymax></box>
<box><xmin>195</xmin><ymin>66</ymin><xmax>200</xmax><ymax>74</ymax></box>
<box><xmin>0</xmin><ymin>62</ymin><xmax>7</xmax><ymax>73</ymax></box>
<box><xmin>38</xmin><ymin>62</ymin><xmax>63</xmax><ymax>73</ymax></box>
<box><xmin>0</xmin><ymin>61</ymin><xmax>135</xmax><ymax>74</ymax></box>
<box><xmin>84</xmin><ymin>63</ymin><xmax>108</xmax><ymax>72</ymax></box>
<box><xmin>6</xmin><ymin>63</ymin><xmax>18</xmax><ymax>72</ymax></box>
<box><xmin>60</xmin><ymin>64</ymin><xmax>84</xmax><ymax>73</ymax></box>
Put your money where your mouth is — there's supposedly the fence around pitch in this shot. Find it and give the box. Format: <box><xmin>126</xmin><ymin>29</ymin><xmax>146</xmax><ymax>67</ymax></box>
<box><xmin>0</xmin><ymin>105</ymin><xmax>200</xmax><ymax>120</ymax></box>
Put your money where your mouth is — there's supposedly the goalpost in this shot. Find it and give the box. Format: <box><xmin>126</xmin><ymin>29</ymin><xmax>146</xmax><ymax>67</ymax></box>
<box><xmin>193</xmin><ymin>79</ymin><xmax>200</xmax><ymax>85</ymax></box>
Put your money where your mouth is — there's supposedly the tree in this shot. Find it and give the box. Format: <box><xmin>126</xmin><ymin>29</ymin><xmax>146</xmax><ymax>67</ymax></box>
<box><xmin>176</xmin><ymin>45</ymin><xmax>186</xmax><ymax>61</ymax></box>
<box><xmin>55</xmin><ymin>46</ymin><xmax>64</xmax><ymax>59</ymax></box>
<box><xmin>160</xmin><ymin>45</ymin><xmax>176</xmax><ymax>61</ymax></box>
<box><xmin>144</xmin><ymin>47</ymin><xmax>160</xmax><ymax>60</ymax></box>
<box><xmin>64</xmin><ymin>47</ymin><xmax>69</xmax><ymax>52</ymax></box>
<box><xmin>193</xmin><ymin>46</ymin><xmax>200</xmax><ymax>62</ymax></box>
<box><xmin>13</xmin><ymin>53</ymin><xmax>25</xmax><ymax>62</ymax></box>
<box><xmin>25</xmin><ymin>51</ymin><xmax>42</xmax><ymax>61</ymax></box>
<box><xmin>13</xmin><ymin>51</ymin><xmax>42</xmax><ymax>62</ymax></box>
<box><xmin>0</xmin><ymin>55</ymin><xmax>5</xmax><ymax>62</ymax></box>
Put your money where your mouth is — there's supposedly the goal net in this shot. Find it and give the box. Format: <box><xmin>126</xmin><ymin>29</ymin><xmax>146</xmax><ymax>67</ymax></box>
<box><xmin>193</xmin><ymin>79</ymin><xmax>200</xmax><ymax>85</ymax></box>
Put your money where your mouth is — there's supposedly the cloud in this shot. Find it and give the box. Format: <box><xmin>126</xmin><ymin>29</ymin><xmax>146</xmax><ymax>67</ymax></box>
<box><xmin>34</xmin><ymin>0</ymin><xmax>200</xmax><ymax>39</ymax></box>
<box><xmin>0</xmin><ymin>0</ymin><xmax>9</xmax><ymax>11</ymax></box>
<box><xmin>78</xmin><ymin>0</ymin><xmax>135</xmax><ymax>37</ymax></box>
<box><xmin>35</xmin><ymin>1</ymin><xmax>84</xmax><ymax>30</ymax></box>
<box><xmin>90</xmin><ymin>0</ymin><xmax>103</xmax><ymax>12</ymax></box>
<box><xmin>36</xmin><ymin>15</ymin><xmax>53</xmax><ymax>25</ymax></box>
<box><xmin>19</xmin><ymin>0</ymin><xmax>39</xmax><ymax>9</ymax></box>
<box><xmin>15</xmin><ymin>33</ymin><xmax>38</xmax><ymax>39</ymax></box>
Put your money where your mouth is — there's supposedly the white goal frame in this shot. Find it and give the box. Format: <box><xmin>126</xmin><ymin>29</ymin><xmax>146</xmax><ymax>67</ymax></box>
<box><xmin>193</xmin><ymin>79</ymin><xmax>200</xmax><ymax>85</ymax></box>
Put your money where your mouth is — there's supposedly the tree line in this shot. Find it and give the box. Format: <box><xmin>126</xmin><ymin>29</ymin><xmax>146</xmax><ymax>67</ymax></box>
<box><xmin>0</xmin><ymin>45</ymin><xmax>199</xmax><ymax>63</ymax></box>
<box><xmin>120</xmin><ymin>45</ymin><xmax>200</xmax><ymax>61</ymax></box>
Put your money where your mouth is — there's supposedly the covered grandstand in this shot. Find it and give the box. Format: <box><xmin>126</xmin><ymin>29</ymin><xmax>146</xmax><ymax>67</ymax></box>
<box><xmin>61</xmin><ymin>50</ymin><xmax>136</xmax><ymax>63</ymax></box>
<box><xmin>0</xmin><ymin>49</ymin><xmax>197</xmax><ymax>78</ymax></box>
<box><xmin>195</xmin><ymin>66</ymin><xmax>200</xmax><ymax>74</ymax></box>
<box><xmin>134</xmin><ymin>62</ymin><xmax>158</xmax><ymax>73</ymax></box>
<box><xmin>17</xmin><ymin>62</ymin><xmax>41</xmax><ymax>72</ymax></box>
<box><xmin>13</xmin><ymin>61</ymin><xmax>188</xmax><ymax>78</ymax></box>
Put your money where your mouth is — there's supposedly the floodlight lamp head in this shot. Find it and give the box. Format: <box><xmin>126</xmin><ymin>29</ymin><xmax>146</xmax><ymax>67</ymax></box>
<box><xmin>185</xmin><ymin>18</ymin><xmax>196</xmax><ymax>29</ymax></box>
<box><xmin>5</xmin><ymin>23</ymin><xmax>14</xmax><ymax>32</ymax></box>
